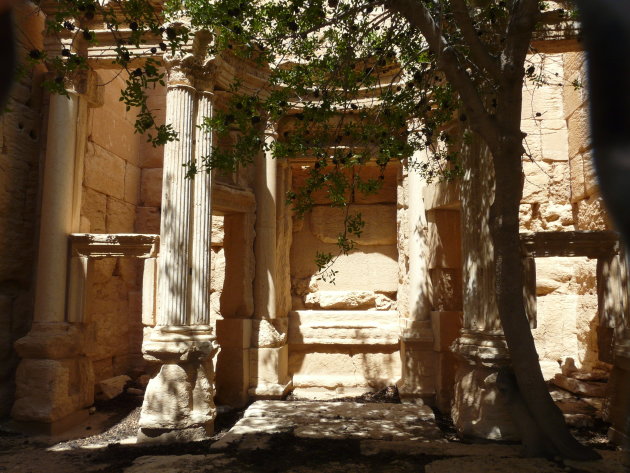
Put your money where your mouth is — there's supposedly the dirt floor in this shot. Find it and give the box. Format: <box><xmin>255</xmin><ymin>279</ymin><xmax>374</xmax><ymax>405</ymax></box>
<box><xmin>0</xmin><ymin>391</ymin><xmax>625</xmax><ymax>473</ymax></box>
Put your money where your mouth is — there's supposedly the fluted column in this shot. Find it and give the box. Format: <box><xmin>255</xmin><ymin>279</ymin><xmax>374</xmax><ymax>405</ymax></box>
<box><xmin>397</xmin><ymin>152</ymin><xmax>435</xmax><ymax>402</ymax></box>
<box><xmin>139</xmin><ymin>54</ymin><xmax>218</xmax><ymax>443</ymax></box>
<box><xmin>249</xmin><ymin>123</ymin><xmax>291</xmax><ymax>399</ymax></box>
<box><xmin>451</xmin><ymin>140</ymin><xmax>515</xmax><ymax>440</ymax></box>
<box><xmin>190</xmin><ymin>90</ymin><xmax>213</xmax><ymax>328</ymax></box>
<box><xmin>156</xmin><ymin>85</ymin><xmax>195</xmax><ymax>327</ymax></box>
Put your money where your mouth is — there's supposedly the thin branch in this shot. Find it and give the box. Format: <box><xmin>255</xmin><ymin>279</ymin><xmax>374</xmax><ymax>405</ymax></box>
<box><xmin>450</xmin><ymin>0</ymin><xmax>501</xmax><ymax>79</ymax></box>
<box><xmin>387</xmin><ymin>0</ymin><xmax>500</xmax><ymax>150</ymax></box>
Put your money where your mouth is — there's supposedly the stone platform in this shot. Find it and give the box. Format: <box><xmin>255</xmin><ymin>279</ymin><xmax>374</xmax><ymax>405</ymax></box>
<box><xmin>211</xmin><ymin>400</ymin><xmax>442</xmax><ymax>449</ymax></box>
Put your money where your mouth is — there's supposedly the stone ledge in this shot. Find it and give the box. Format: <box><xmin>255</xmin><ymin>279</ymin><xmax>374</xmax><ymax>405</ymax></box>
<box><xmin>69</xmin><ymin>233</ymin><xmax>159</xmax><ymax>258</ymax></box>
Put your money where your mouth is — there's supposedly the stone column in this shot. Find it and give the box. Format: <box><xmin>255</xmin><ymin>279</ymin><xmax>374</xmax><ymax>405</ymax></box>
<box><xmin>397</xmin><ymin>153</ymin><xmax>436</xmax><ymax>403</ymax></box>
<box><xmin>11</xmin><ymin>90</ymin><xmax>95</xmax><ymax>432</ymax></box>
<box><xmin>451</xmin><ymin>141</ymin><xmax>516</xmax><ymax>440</ymax></box>
<box><xmin>249</xmin><ymin>123</ymin><xmax>291</xmax><ymax>399</ymax></box>
<box><xmin>138</xmin><ymin>57</ymin><xmax>218</xmax><ymax>443</ymax></box>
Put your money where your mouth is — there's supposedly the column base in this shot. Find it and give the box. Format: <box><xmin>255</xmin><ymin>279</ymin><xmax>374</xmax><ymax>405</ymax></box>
<box><xmin>138</xmin><ymin>424</ymin><xmax>213</xmax><ymax>443</ymax></box>
<box><xmin>11</xmin><ymin>323</ymin><xmax>94</xmax><ymax>429</ymax></box>
<box><xmin>138</xmin><ymin>326</ymin><xmax>219</xmax><ymax>444</ymax></box>
<box><xmin>451</xmin><ymin>331</ymin><xmax>517</xmax><ymax>441</ymax></box>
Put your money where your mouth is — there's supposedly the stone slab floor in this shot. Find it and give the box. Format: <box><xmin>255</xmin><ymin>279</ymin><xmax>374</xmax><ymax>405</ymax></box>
<box><xmin>0</xmin><ymin>400</ymin><xmax>627</xmax><ymax>473</ymax></box>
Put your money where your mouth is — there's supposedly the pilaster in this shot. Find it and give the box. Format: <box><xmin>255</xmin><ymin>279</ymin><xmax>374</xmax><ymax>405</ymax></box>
<box><xmin>249</xmin><ymin>123</ymin><xmax>291</xmax><ymax>399</ymax></box>
<box><xmin>397</xmin><ymin>152</ymin><xmax>435</xmax><ymax>403</ymax></box>
<box><xmin>11</xmin><ymin>73</ymin><xmax>97</xmax><ymax>432</ymax></box>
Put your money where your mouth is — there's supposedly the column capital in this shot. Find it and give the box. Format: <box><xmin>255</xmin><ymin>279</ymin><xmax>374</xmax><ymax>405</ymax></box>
<box><xmin>163</xmin><ymin>27</ymin><xmax>216</xmax><ymax>91</ymax></box>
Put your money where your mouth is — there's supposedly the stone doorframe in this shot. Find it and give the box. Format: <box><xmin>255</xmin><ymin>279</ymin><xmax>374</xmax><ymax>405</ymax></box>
<box><xmin>519</xmin><ymin>230</ymin><xmax>630</xmax><ymax>445</ymax></box>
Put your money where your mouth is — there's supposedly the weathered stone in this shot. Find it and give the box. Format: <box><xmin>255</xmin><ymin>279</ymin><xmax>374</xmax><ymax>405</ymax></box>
<box><xmin>316</xmin><ymin>290</ymin><xmax>376</xmax><ymax>309</ymax></box>
<box><xmin>551</xmin><ymin>374</ymin><xmax>607</xmax><ymax>398</ymax></box>
<box><xmin>96</xmin><ymin>374</ymin><xmax>132</xmax><ymax>401</ymax></box>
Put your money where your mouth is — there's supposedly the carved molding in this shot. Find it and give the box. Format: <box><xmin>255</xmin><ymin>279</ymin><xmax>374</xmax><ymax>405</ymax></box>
<box><xmin>69</xmin><ymin>233</ymin><xmax>159</xmax><ymax>258</ymax></box>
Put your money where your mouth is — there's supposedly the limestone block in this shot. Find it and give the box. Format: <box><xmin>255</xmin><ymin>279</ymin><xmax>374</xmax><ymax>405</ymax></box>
<box><xmin>540</xmin><ymin>124</ymin><xmax>568</xmax><ymax>163</ymax></box>
<box><xmin>569</xmin><ymin>154</ymin><xmax>586</xmax><ymax>203</ymax></box>
<box><xmin>431</xmin><ymin>311</ymin><xmax>463</xmax><ymax>352</ymax></box>
<box><xmin>12</xmin><ymin>356</ymin><xmax>94</xmax><ymax>423</ymax></box>
<box><xmin>84</xmin><ymin>143</ymin><xmax>126</xmax><ymax>199</ymax></box>
<box><xmin>81</xmin><ymin>187</ymin><xmax>107</xmax><ymax>233</ymax></box>
<box><xmin>89</xmin><ymin>108</ymin><xmax>138</xmax><ymax>166</ymax></box>
<box><xmin>140</xmin><ymin>168</ymin><xmax>163</xmax><ymax>207</ymax></box>
<box><xmin>290</xmin><ymin>348</ymin><xmax>401</xmax><ymax>394</ymax></box>
<box><xmin>96</xmin><ymin>374</ymin><xmax>131</xmax><ymax>401</ymax></box>
<box><xmin>124</xmin><ymin>162</ymin><xmax>141</xmax><ymax>205</ymax></box>
<box><xmin>310</xmin><ymin>205</ymin><xmax>396</xmax><ymax>246</ymax></box>
<box><xmin>106</xmin><ymin>197</ymin><xmax>135</xmax><ymax>233</ymax></box>
<box><xmin>136</xmin><ymin>206</ymin><xmax>161</xmax><ymax>234</ymax></box>
<box><xmin>522</xmin><ymin>160</ymin><xmax>551</xmax><ymax>203</ymax></box>
<box><xmin>352</xmin><ymin>165</ymin><xmax>398</xmax><ymax>204</ymax></box>
<box><xmin>533</xmin><ymin>295</ymin><xmax>579</xmax><ymax>363</ymax></box>
<box><xmin>567</xmin><ymin>106</ymin><xmax>591</xmax><ymax>158</ymax></box>
<box><xmin>316</xmin><ymin>290</ymin><xmax>376</xmax><ymax>309</ymax></box>
<box><xmin>249</xmin><ymin>345</ymin><xmax>289</xmax><ymax>385</ymax></box>
<box><xmin>398</xmin><ymin>339</ymin><xmax>435</xmax><ymax>400</ymax></box>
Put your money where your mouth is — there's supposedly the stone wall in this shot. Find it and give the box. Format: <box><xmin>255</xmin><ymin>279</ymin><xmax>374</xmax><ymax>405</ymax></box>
<box><xmin>0</xmin><ymin>4</ymin><xmax>45</xmax><ymax>417</ymax></box>
<box><xmin>80</xmin><ymin>71</ymin><xmax>146</xmax><ymax>382</ymax></box>
<box><xmin>518</xmin><ymin>52</ymin><xmax>603</xmax><ymax>380</ymax></box>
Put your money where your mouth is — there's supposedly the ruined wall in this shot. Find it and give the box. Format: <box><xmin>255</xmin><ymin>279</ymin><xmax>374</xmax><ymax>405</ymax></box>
<box><xmin>0</xmin><ymin>4</ymin><xmax>45</xmax><ymax>417</ymax></box>
<box><xmin>80</xmin><ymin>71</ymin><xmax>145</xmax><ymax>381</ymax></box>
<box><xmin>518</xmin><ymin>51</ymin><xmax>605</xmax><ymax>379</ymax></box>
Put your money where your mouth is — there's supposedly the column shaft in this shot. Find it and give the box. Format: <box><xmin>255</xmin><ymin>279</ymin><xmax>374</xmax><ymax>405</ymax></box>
<box><xmin>190</xmin><ymin>91</ymin><xmax>213</xmax><ymax>327</ymax></box>
<box><xmin>34</xmin><ymin>92</ymin><xmax>79</xmax><ymax>323</ymax></box>
<box><xmin>157</xmin><ymin>86</ymin><xmax>195</xmax><ymax>326</ymax></box>
<box><xmin>254</xmin><ymin>130</ymin><xmax>277</xmax><ymax>319</ymax></box>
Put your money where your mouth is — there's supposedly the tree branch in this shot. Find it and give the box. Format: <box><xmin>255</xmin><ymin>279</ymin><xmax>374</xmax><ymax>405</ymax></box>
<box><xmin>450</xmin><ymin>0</ymin><xmax>501</xmax><ymax>79</ymax></box>
<box><xmin>387</xmin><ymin>0</ymin><xmax>499</xmax><ymax>150</ymax></box>
<box><xmin>503</xmin><ymin>0</ymin><xmax>540</xmax><ymax>76</ymax></box>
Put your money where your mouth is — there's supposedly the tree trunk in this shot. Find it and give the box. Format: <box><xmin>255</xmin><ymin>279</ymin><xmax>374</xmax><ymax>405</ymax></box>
<box><xmin>489</xmin><ymin>132</ymin><xmax>600</xmax><ymax>460</ymax></box>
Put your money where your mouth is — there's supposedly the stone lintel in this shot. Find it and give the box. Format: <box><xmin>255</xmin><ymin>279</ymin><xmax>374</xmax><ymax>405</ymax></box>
<box><xmin>519</xmin><ymin>231</ymin><xmax>619</xmax><ymax>258</ymax></box>
<box><xmin>69</xmin><ymin>233</ymin><xmax>159</xmax><ymax>259</ymax></box>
